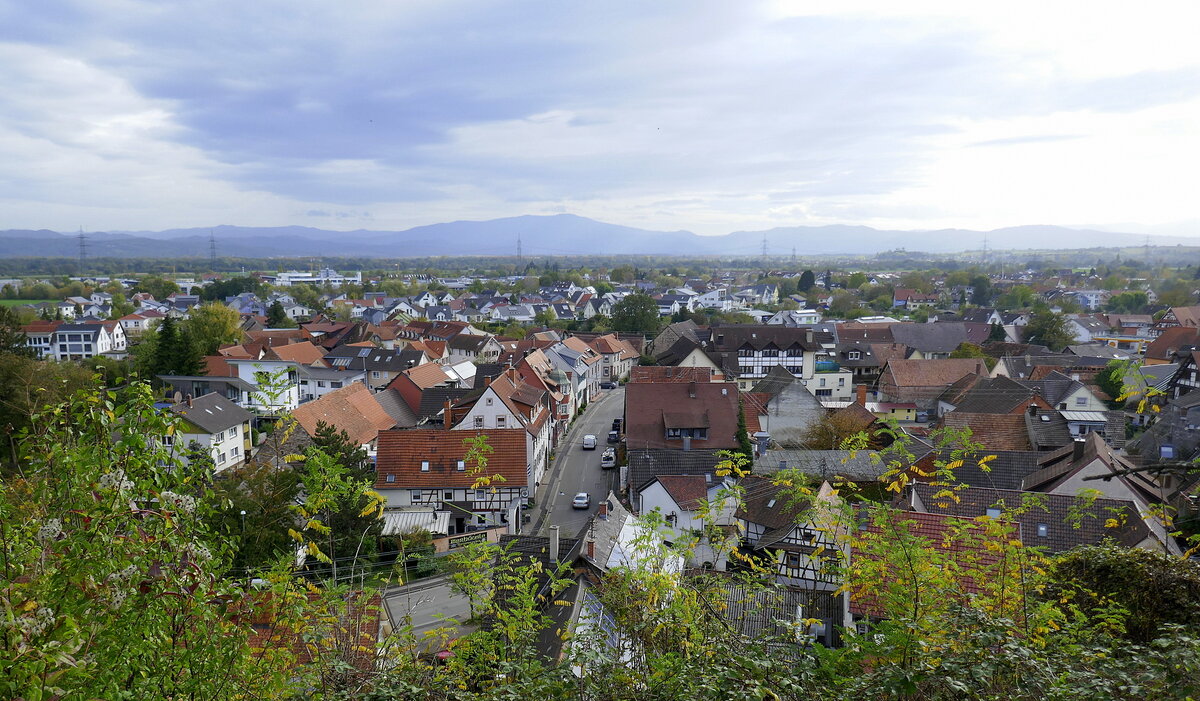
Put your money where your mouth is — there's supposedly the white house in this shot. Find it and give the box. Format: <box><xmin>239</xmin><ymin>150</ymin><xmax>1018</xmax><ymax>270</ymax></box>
<box><xmin>165</xmin><ymin>392</ymin><xmax>253</xmax><ymax>473</ymax></box>
<box><xmin>224</xmin><ymin>357</ymin><xmax>302</xmax><ymax>414</ymax></box>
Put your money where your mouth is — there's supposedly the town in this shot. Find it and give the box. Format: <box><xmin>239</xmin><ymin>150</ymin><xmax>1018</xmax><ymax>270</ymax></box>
<box><xmin>3</xmin><ymin>253</ymin><xmax>1199</xmax><ymax>697</ymax></box>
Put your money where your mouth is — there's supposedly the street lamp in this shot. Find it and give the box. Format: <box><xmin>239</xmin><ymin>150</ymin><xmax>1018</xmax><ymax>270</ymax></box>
<box><xmin>239</xmin><ymin>509</ymin><xmax>246</xmax><ymax>532</ymax></box>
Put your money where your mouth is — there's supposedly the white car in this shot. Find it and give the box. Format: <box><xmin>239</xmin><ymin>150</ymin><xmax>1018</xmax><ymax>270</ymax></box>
<box><xmin>572</xmin><ymin>492</ymin><xmax>591</xmax><ymax>509</ymax></box>
<box><xmin>601</xmin><ymin>448</ymin><xmax>616</xmax><ymax>469</ymax></box>
<box><xmin>582</xmin><ymin>434</ymin><xmax>597</xmax><ymax>450</ymax></box>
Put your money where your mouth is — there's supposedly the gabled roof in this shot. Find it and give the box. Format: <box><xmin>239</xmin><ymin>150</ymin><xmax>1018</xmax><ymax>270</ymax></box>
<box><xmin>952</xmin><ymin>376</ymin><xmax>1039</xmax><ymax>414</ymax></box>
<box><xmin>625</xmin><ymin>381</ymin><xmax>741</xmax><ymax>451</ymax></box>
<box><xmin>883</xmin><ymin>358</ymin><xmax>988</xmax><ymax>388</ymax></box>
<box><xmin>626</xmin><ymin>449</ymin><xmax>724</xmax><ymax>492</ymax></box>
<box><xmin>374</xmin><ymin>428</ymin><xmax>528</xmax><ymax>488</ymax></box>
<box><xmin>650</xmin><ymin>475</ymin><xmax>710</xmax><ymax>511</ymax></box>
<box><xmin>399</xmin><ymin>362</ymin><xmax>451</xmax><ymax>390</ymax></box>
<box><xmin>291</xmin><ymin>383</ymin><xmax>396</xmax><ymax>446</ymax></box>
<box><xmin>265</xmin><ymin>340</ymin><xmax>327</xmax><ymax>366</ymax></box>
<box><xmin>939</xmin><ymin>412</ymin><xmax>1032</xmax><ymax>451</ymax></box>
<box><xmin>167</xmin><ymin>392</ymin><xmax>253</xmax><ymax>434</ymax></box>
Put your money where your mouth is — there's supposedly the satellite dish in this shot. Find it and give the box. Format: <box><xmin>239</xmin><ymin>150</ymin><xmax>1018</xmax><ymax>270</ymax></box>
<box><xmin>173</xmin><ymin>391</ymin><xmax>183</xmax><ymax>403</ymax></box>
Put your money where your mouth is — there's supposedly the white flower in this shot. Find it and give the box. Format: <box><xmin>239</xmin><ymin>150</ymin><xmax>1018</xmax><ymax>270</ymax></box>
<box><xmin>98</xmin><ymin>470</ymin><xmax>133</xmax><ymax>492</ymax></box>
<box><xmin>36</xmin><ymin>518</ymin><xmax>62</xmax><ymax>543</ymax></box>
<box><xmin>159</xmin><ymin>490</ymin><xmax>196</xmax><ymax>514</ymax></box>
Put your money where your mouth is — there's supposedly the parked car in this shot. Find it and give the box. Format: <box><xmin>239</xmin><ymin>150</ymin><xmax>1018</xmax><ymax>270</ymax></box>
<box><xmin>601</xmin><ymin>448</ymin><xmax>616</xmax><ymax>469</ymax></box>
<box><xmin>607</xmin><ymin>430</ymin><xmax>620</xmax><ymax>444</ymax></box>
<box><xmin>611</xmin><ymin>418</ymin><xmax>623</xmax><ymax>432</ymax></box>
<box><xmin>600</xmin><ymin>381</ymin><xmax>617</xmax><ymax>389</ymax></box>
<box><xmin>582</xmin><ymin>434</ymin><xmax>597</xmax><ymax>450</ymax></box>
<box><xmin>572</xmin><ymin>492</ymin><xmax>591</xmax><ymax>509</ymax></box>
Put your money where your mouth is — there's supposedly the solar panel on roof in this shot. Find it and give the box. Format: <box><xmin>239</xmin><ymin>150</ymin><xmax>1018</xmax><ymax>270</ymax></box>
<box><xmin>358</xmin><ymin>348</ymin><xmax>371</xmax><ymax>357</ymax></box>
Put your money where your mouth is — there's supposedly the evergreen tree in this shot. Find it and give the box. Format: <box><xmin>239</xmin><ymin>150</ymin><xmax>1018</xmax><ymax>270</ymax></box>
<box><xmin>266</xmin><ymin>300</ymin><xmax>288</xmax><ymax>327</ymax></box>
<box><xmin>0</xmin><ymin>305</ymin><xmax>34</xmax><ymax>358</ymax></box>
<box><xmin>151</xmin><ymin>316</ymin><xmax>202</xmax><ymax>376</ymax></box>
<box><xmin>824</xmin><ymin>269</ymin><xmax>832</xmax><ymax>290</ymax></box>
<box><xmin>987</xmin><ymin>321</ymin><xmax>1007</xmax><ymax>342</ymax></box>
<box><xmin>798</xmin><ymin>269</ymin><xmax>815</xmax><ymax>292</ymax></box>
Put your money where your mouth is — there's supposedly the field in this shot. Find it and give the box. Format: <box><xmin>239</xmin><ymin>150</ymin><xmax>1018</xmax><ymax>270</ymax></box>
<box><xmin>0</xmin><ymin>299</ymin><xmax>57</xmax><ymax>307</ymax></box>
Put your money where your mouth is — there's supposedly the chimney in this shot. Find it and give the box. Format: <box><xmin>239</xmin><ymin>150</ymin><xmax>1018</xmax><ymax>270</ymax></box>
<box><xmin>1072</xmin><ymin>438</ymin><xmax>1086</xmax><ymax>462</ymax></box>
<box><xmin>688</xmin><ymin>381</ymin><xmax>697</xmax><ymax>398</ymax></box>
<box><xmin>855</xmin><ymin>384</ymin><xmax>867</xmax><ymax>406</ymax></box>
<box><xmin>586</xmin><ymin>535</ymin><xmax>595</xmax><ymax>560</ymax></box>
<box><xmin>806</xmin><ymin>329</ymin><xmax>813</xmax><ymax>345</ymax></box>
<box><xmin>484</xmin><ymin>375</ymin><xmax>491</xmax><ymax>387</ymax></box>
<box><xmin>443</xmin><ymin>400</ymin><xmax>453</xmax><ymax>429</ymax></box>
<box><xmin>185</xmin><ymin>393</ymin><xmax>193</xmax><ymax>408</ymax></box>
<box><xmin>549</xmin><ymin>525</ymin><xmax>560</xmax><ymax>562</ymax></box>
<box><xmin>598</xmin><ymin>501</ymin><xmax>608</xmax><ymax>520</ymax></box>
<box><xmin>1028</xmin><ymin>404</ymin><xmax>1038</xmax><ymax>417</ymax></box>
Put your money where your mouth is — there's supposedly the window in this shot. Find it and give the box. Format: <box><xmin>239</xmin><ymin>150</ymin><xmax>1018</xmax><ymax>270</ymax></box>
<box><xmin>739</xmin><ymin>366</ymin><xmax>753</xmax><ymax>376</ymax></box>
<box><xmin>474</xmin><ymin>416</ymin><xmax>484</xmax><ymax>428</ymax></box>
<box><xmin>1036</xmin><ymin>523</ymin><xmax>1048</xmax><ymax>537</ymax></box>
<box><xmin>815</xmin><ymin>389</ymin><xmax>832</xmax><ymax>397</ymax></box>
<box><xmin>420</xmin><ymin>461</ymin><xmax>430</xmax><ymax>472</ymax></box>
<box><xmin>217</xmin><ymin>452</ymin><xmax>226</xmax><ymax>465</ymax></box>
<box><xmin>838</xmin><ymin>377</ymin><xmax>845</xmax><ymax>386</ymax></box>
<box><xmin>230</xmin><ymin>446</ymin><xmax>239</xmax><ymax>458</ymax></box>
<box><xmin>787</xmin><ymin>348</ymin><xmax>803</xmax><ymax>357</ymax></box>
<box><xmin>847</xmin><ymin>351</ymin><xmax>861</xmax><ymax>360</ymax></box>
<box><xmin>330</xmin><ymin>381</ymin><xmax>342</xmax><ymax>389</ymax></box>
<box><xmin>444</xmin><ymin>491</ymin><xmax>454</xmax><ymax>500</ymax></box>
<box><xmin>457</xmin><ymin>460</ymin><xmax>466</xmax><ymax>471</ymax></box>
<box><xmin>386</xmin><ymin>474</ymin><xmax>395</xmax><ymax>483</ymax></box>
<box><xmin>475</xmin><ymin>489</ymin><xmax>486</xmax><ymax>500</ymax></box>
<box><xmin>761</xmin><ymin>349</ymin><xmax>778</xmax><ymax>357</ymax></box>
<box><xmin>819</xmin><ymin>378</ymin><xmax>826</xmax><ymax>387</ymax></box>
<box><xmin>737</xmin><ymin>348</ymin><xmax>753</xmax><ymax>357</ymax></box>
<box><xmin>986</xmin><ymin>507</ymin><xmax>1001</xmax><ymax>519</ymax></box>
<box><xmin>486</xmin><ymin>397</ymin><xmax>493</xmax><ymax>406</ymax></box>
<box><xmin>410</xmin><ymin>489</ymin><xmax>421</xmax><ymax>501</ymax></box>
<box><xmin>317</xmin><ymin>381</ymin><xmax>326</xmax><ymax>388</ymax></box>
<box><xmin>786</xmin><ymin>552</ymin><xmax>805</xmax><ymax>569</ymax></box>
<box><xmin>371</xmin><ymin>371</ymin><xmax>381</xmax><ymax>379</ymax></box>
<box><xmin>667</xmin><ymin>428</ymin><xmax>682</xmax><ymax>439</ymax></box>
<box><xmin>1075</xmin><ymin>396</ymin><xmax>1087</xmax><ymax>406</ymax></box>
<box><xmin>496</xmin><ymin>416</ymin><xmax>506</xmax><ymax>428</ymax></box>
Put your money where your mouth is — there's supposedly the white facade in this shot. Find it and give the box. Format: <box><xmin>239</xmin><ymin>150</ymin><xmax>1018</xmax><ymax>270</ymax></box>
<box><xmin>172</xmin><ymin>423</ymin><xmax>248</xmax><ymax>473</ymax></box>
<box><xmin>273</xmin><ymin>268</ymin><xmax>362</xmax><ymax>288</ymax></box>
<box><xmin>226</xmin><ymin>359</ymin><xmax>302</xmax><ymax>413</ymax></box>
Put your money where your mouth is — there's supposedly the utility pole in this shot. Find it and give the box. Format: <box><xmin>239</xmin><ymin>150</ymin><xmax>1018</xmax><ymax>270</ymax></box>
<box><xmin>76</xmin><ymin>227</ymin><xmax>87</xmax><ymax>278</ymax></box>
<box><xmin>761</xmin><ymin>233</ymin><xmax>768</xmax><ymax>259</ymax></box>
<box><xmin>791</xmin><ymin>246</ymin><xmax>796</xmax><ymax>264</ymax></box>
<box><xmin>517</xmin><ymin>233</ymin><xmax>523</xmax><ymax>266</ymax></box>
<box><xmin>982</xmin><ymin>233</ymin><xmax>988</xmax><ymax>269</ymax></box>
<box><xmin>209</xmin><ymin>230</ymin><xmax>218</xmax><ymax>271</ymax></box>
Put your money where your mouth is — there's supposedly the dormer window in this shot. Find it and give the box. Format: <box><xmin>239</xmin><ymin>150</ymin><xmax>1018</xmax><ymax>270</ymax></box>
<box><xmin>848</xmin><ymin>351</ymin><xmax>861</xmax><ymax>360</ymax></box>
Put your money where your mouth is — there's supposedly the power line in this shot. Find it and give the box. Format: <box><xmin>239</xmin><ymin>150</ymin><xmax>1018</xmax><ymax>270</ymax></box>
<box><xmin>76</xmin><ymin>227</ymin><xmax>87</xmax><ymax>277</ymax></box>
<box><xmin>209</xmin><ymin>230</ymin><xmax>218</xmax><ymax>270</ymax></box>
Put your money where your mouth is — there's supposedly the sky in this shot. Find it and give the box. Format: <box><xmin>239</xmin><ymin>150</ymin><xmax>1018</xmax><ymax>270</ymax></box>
<box><xmin>1</xmin><ymin>0</ymin><xmax>1198</xmax><ymax>237</ymax></box>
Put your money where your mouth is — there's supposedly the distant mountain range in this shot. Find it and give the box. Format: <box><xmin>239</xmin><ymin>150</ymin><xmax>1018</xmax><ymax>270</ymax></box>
<box><xmin>0</xmin><ymin>214</ymin><xmax>1193</xmax><ymax>259</ymax></box>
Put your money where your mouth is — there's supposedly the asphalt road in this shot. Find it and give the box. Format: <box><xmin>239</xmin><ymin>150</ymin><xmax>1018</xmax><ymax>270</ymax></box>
<box><xmin>382</xmin><ymin>575</ymin><xmax>472</xmax><ymax>646</ymax></box>
<box><xmin>534</xmin><ymin>386</ymin><xmax>624</xmax><ymax>537</ymax></box>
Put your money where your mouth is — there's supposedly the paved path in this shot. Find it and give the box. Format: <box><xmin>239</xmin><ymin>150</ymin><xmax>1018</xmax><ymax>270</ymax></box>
<box><xmin>382</xmin><ymin>575</ymin><xmax>473</xmax><ymax>645</ymax></box>
<box><xmin>528</xmin><ymin>386</ymin><xmax>625</xmax><ymax>537</ymax></box>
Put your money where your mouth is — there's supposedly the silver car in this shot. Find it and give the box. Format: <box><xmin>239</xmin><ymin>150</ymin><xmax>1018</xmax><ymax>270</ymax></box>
<box><xmin>572</xmin><ymin>492</ymin><xmax>591</xmax><ymax>509</ymax></box>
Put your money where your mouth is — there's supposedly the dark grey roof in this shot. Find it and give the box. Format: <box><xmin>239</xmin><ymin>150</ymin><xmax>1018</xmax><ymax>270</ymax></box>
<box><xmin>750</xmin><ymin>365</ymin><xmax>798</xmax><ymax>397</ymax></box>
<box><xmin>888</xmin><ymin>323</ymin><xmax>969</xmax><ymax>353</ymax></box>
<box><xmin>924</xmin><ymin>449</ymin><xmax>1044</xmax><ymax>491</ymax></box>
<box><xmin>374</xmin><ymin>388</ymin><xmax>419</xmax><ymax>428</ymax></box>
<box><xmin>952</xmin><ymin>376</ymin><xmax>1036</xmax><ymax>414</ymax></box>
<box><xmin>1024</xmin><ymin>409</ymin><xmax>1073</xmax><ymax>450</ymax></box>
<box><xmin>755</xmin><ymin>449</ymin><xmax>886</xmax><ymax>482</ymax></box>
<box><xmin>416</xmin><ymin>387</ymin><xmax>472</xmax><ymax>421</ymax></box>
<box><xmin>167</xmin><ymin>392</ymin><xmax>252</xmax><ymax>433</ymax></box>
<box><xmin>908</xmin><ymin>483</ymin><xmax>1148</xmax><ymax>554</ymax></box>
<box><xmin>707</xmin><ymin>577</ymin><xmax>842</xmax><ymax>647</ymax></box>
<box><xmin>626</xmin><ymin>449</ymin><xmax>724</xmax><ymax>492</ymax></box>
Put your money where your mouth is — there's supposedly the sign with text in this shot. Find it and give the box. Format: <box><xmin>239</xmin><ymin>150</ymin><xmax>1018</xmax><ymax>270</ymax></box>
<box><xmin>447</xmin><ymin>531</ymin><xmax>489</xmax><ymax>549</ymax></box>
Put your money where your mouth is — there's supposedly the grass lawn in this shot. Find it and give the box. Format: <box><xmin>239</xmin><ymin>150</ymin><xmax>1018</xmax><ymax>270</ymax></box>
<box><xmin>0</xmin><ymin>299</ymin><xmax>57</xmax><ymax>307</ymax></box>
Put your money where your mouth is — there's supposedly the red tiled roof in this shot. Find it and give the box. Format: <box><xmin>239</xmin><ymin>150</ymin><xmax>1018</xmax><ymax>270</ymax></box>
<box><xmin>375</xmin><ymin>428</ymin><xmax>528</xmax><ymax>488</ymax></box>
<box><xmin>655</xmin><ymin>475</ymin><xmax>709</xmax><ymax>511</ymax></box>
<box><xmin>884</xmin><ymin>358</ymin><xmax>988</xmax><ymax>388</ymax></box>
<box><xmin>266</xmin><ymin>340</ymin><xmax>327</xmax><ymax>366</ymax></box>
<box><xmin>628</xmin><ymin>366</ymin><xmax>715</xmax><ymax>383</ymax></box>
<box><xmin>849</xmin><ymin>508</ymin><xmax>1012</xmax><ymax>618</ymax></box>
<box><xmin>401</xmin><ymin>362</ymin><xmax>450</xmax><ymax>390</ymax></box>
<box><xmin>939</xmin><ymin>412</ymin><xmax>1032</xmax><ymax>451</ymax></box>
<box><xmin>203</xmin><ymin>355</ymin><xmax>235</xmax><ymax>378</ymax></box>
<box><xmin>246</xmin><ymin>591</ymin><xmax>381</xmax><ymax>669</ymax></box>
<box><xmin>291</xmin><ymin>383</ymin><xmax>396</xmax><ymax>446</ymax></box>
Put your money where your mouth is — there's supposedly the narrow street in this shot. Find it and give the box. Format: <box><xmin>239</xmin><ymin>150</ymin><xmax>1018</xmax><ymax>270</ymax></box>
<box><xmin>530</xmin><ymin>386</ymin><xmax>625</xmax><ymax>537</ymax></box>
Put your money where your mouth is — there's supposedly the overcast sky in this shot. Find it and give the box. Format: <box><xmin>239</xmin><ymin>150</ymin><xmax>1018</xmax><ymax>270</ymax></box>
<box><xmin>2</xmin><ymin>1</ymin><xmax>1198</xmax><ymax>236</ymax></box>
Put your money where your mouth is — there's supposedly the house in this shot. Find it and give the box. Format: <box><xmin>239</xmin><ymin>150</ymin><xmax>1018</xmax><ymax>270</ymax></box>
<box><xmin>625</xmin><ymin>380</ymin><xmax>743</xmax><ymax>451</ymax></box>
<box><xmin>387</xmin><ymin>362</ymin><xmax>455</xmax><ymax>415</ymax></box>
<box><xmin>1020</xmin><ymin>435</ymin><xmax>1182</xmax><ymax>555</ymax></box>
<box><xmin>223</xmin><ymin>357</ymin><xmax>302</xmax><ymax>414</ymax></box>
<box><xmin>748</xmin><ymin>366</ymin><xmax>826</xmax><ymax>447</ymax></box>
<box><xmin>47</xmin><ymin>323</ymin><xmax>119</xmax><ymax>361</ymax></box>
<box><xmin>21</xmin><ymin>320</ymin><xmax>60</xmax><ymax>359</ymax></box>
<box><xmin>1065</xmin><ymin>316</ymin><xmax>1109</xmax><ymax>344</ymax></box>
<box><xmin>446</xmin><ymin>333</ymin><xmax>502</xmax><ymax>364</ymax></box>
<box><xmin>902</xmin><ymin>483</ymin><xmax>1156</xmax><ymax>555</ymax></box>
<box><xmin>449</xmin><ymin>369</ymin><xmax>554</xmax><ymax>489</ymax></box>
<box><xmin>1070</xmin><ymin>290</ymin><xmax>1108</xmax><ymax>311</ymax></box>
<box><xmin>374</xmin><ymin>428</ymin><xmax>531</xmax><ymax>533</ymax></box>
<box><xmin>766</xmin><ymin>309</ymin><xmax>822</xmax><ymax>326</ymax></box>
<box><xmin>586</xmin><ymin>333</ymin><xmax>639</xmax><ymax>383</ymax></box>
<box><xmin>892</xmin><ymin>288</ymin><xmax>939</xmax><ymax>309</ymax></box>
<box><xmin>736</xmin><ymin>476</ymin><xmax>846</xmax><ymax>610</ymax></box>
<box><xmin>636</xmin><ymin>474</ymin><xmax>729</xmax><ymax>543</ymax></box>
<box><xmin>164</xmin><ymin>392</ymin><xmax>253</xmax><ymax>473</ymax></box>
<box><xmin>291</xmin><ymin>383</ymin><xmax>397</xmax><ymax>460</ymax></box>
<box><xmin>877</xmin><ymin>358</ymin><xmax>989</xmax><ymax>412</ymax></box>
<box><xmin>701</xmin><ymin>326</ymin><xmax>822</xmax><ymax>391</ymax></box>
<box><xmin>1145</xmin><ymin>327</ymin><xmax>1200</xmax><ymax>365</ymax></box>
<box><xmin>118</xmin><ymin>310</ymin><xmax>165</xmax><ymax>337</ymax></box>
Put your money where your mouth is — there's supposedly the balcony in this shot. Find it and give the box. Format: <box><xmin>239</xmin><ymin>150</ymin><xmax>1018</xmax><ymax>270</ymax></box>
<box><xmin>814</xmin><ymin>361</ymin><xmax>841</xmax><ymax>373</ymax></box>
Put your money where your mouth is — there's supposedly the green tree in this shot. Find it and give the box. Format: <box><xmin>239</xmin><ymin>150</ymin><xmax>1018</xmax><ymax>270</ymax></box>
<box><xmin>303</xmin><ymin>422</ymin><xmax>382</xmax><ymax>569</ymax></box>
<box><xmin>0</xmin><ymin>305</ymin><xmax>33</xmax><ymax>358</ymax></box>
<box><xmin>610</xmin><ymin>293</ymin><xmax>661</xmax><ymax>335</ymax></box>
<box><xmin>798</xmin><ymin>269</ymin><xmax>816</xmax><ymax>292</ymax></box>
<box><xmin>151</xmin><ymin>316</ymin><xmax>203</xmax><ymax>376</ymax></box>
<box><xmin>970</xmin><ymin>275</ymin><xmax>993</xmax><ymax>305</ymax></box>
<box><xmin>211</xmin><ymin>461</ymin><xmax>303</xmax><ymax>573</ymax></box>
<box><xmin>987</xmin><ymin>321</ymin><xmax>1007</xmax><ymax>342</ymax></box>
<box><xmin>1106</xmin><ymin>290</ymin><xmax>1149</xmax><ymax>314</ymax></box>
<box><xmin>1022</xmin><ymin>309</ymin><xmax>1078</xmax><ymax>351</ymax></box>
<box><xmin>133</xmin><ymin>275</ymin><xmax>180</xmax><ymax>301</ymax></box>
<box><xmin>949</xmin><ymin>342</ymin><xmax>997</xmax><ymax>370</ymax></box>
<box><xmin>266</xmin><ymin>300</ymin><xmax>289</xmax><ymax>327</ymax></box>
<box><xmin>183</xmin><ymin>302</ymin><xmax>243</xmax><ymax>356</ymax></box>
